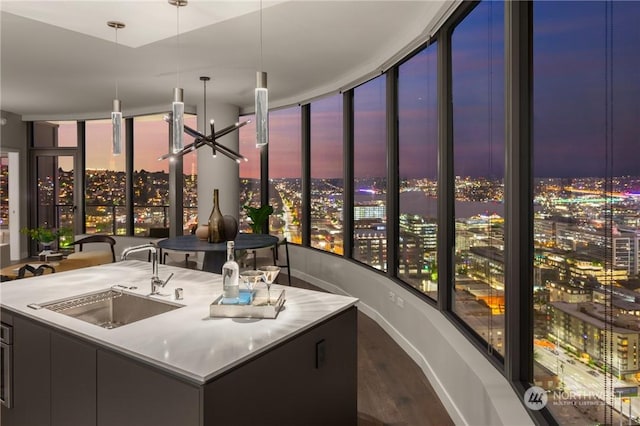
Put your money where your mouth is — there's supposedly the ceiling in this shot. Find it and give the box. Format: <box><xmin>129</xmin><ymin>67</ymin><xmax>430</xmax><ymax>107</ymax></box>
<box><xmin>0</xmin><ymin>1</ymin><xmax>456</xmax><ymax>121</ymax></box>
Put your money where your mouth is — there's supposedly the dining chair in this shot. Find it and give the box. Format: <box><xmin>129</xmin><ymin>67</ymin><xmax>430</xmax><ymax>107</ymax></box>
<box><xmin>67</xmin><ymin>235</ymin><xmax>116</xmax><ymax>264</ymax></box>
<box><xmin>148</xmin><ymin>228</ymin><xmax>195</xmax><ymax>268</ymax></box>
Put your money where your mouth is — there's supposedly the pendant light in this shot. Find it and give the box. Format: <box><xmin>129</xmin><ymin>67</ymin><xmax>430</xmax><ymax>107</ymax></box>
<box><xmin>107</xmin><ymin>21</ymin><xmax>125</xmax><ymax>156</ymax></box>
<box><xmin>158</xmin><ymin>76</ymin><xmax>249</xmax><ymax>163</ymax></box>
<box><xmin>255</xmin><ymin>0</ymin><xmax>268</xmax><ymax>147</ymax></box>
<box><xmin>169</xmin><ymin>0</ymin><xmax>187</xmax><ymax>154</ymax></box>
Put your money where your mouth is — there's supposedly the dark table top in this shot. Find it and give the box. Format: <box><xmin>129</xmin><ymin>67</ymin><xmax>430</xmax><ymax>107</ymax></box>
<box><xmin>157</xmin><ymin>233</ymin><xmax>279</xmax><ymax>252</ymax></box>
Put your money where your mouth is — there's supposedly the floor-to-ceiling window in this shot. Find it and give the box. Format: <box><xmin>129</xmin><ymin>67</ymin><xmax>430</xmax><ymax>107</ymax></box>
<box><xmin>132</xmin><ymin>114</ymin><xmax>169</xmax><ymax>236</ymax></box>
<box><xmin>31</xmin><ymin>121</ymin><xmax>77</xmax><ymax>251</ymax></box>
<box><xmin>182</xmin><ymin>135</ymin><xmax>198</xmax><ymax>235</ymax></box>
<box><xmin>85</xmin><ymin>119</ymin><xmax>126</xmax><ymax>235</ymax></box>
<box><xmin>238</xmin><ymin>114</ymin><xmax>261</xmax><ymax>233</ymax></box>
<box><xmin>268</xmin><ymin>107</ymin><xmax>302</xmax><ymax>243</ymax></box>
<box><xmin>451</xmin><ymin>0</ymin><xmax>505</xmax><ymax>355</ymax></box>
<box><xmin>398</xmin><ymin>41</ymin><xmax>438</xmax><ymax>298</ymax></box>
<box><xmin>131</xmin><ymin>113</ymin><xmax>196</xmax><ymax>236</ymax></box>
<box><xmin>353</xmin><ymin>76</ymin><xmax>387</xmax><ymax>270</ymax></box>
<box><xmin>35</xmin><ymin>155</ymin><xmax>74</xmax><ymax>236</ymax></box>
<box><xmin>310</xmin><ymin>95</ymin><xmax>343</xmax><ymax>254</ymax></box>
<box><xmin>532</xmin><ymin>2</ymin><xmax>640</xmax><ymax>423</ymax></box>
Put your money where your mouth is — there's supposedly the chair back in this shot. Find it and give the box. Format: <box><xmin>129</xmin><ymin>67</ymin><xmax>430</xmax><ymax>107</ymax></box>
<box><xmin>275</xmin><ymin>238</ymin><xmax>291</xmax><ymax>286</ymax></box>
<box><xmin>71</xmin><ymin>235</ymin><xmax>116</xmax><ymax>263</ymax></box>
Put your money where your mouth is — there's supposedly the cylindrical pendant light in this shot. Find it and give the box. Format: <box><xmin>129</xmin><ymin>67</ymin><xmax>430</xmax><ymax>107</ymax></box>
<box><xmin>112</xmin><ymin>99</ymin><xmax>123</xmax><ymax>155</ymax></box>
<box><xmin>172</xmin><ymin>87</ymin><xmax>184</xmax><ymax>154</ymax></box>
<box><xmin>255</xmin><ymin>0</ymin><xmax>269</xmax><ymax>147</ymax></box>
<box><xmin>107</xmin><ymin>21</ymin><xmax>125</xmax><ymax>156</ymax></box>
<box><xmin>255</xmin><ymin>71</ymin><xmax>268</xmax><ymax>147</ymax></box>
<box><xmin>169</xmin><ymin>0</ymin><xmax>187</xmax><ymax>153</ymax></box>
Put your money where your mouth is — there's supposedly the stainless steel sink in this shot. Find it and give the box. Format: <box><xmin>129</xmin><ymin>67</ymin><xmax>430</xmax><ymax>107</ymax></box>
<box><xmin>40</xmin><ymin>289</ymin><xmax>183</xmax><ymax>329</ymax></box>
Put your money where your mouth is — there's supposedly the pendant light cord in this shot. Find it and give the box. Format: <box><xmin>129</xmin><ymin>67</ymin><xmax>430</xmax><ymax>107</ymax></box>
<box><xmin>108</xmin><ymin>21</ymin><xmax>125</xmax><ymax>104</ymax></box>
<box><xmin>176</xmin><ymin>5</ymin><xmax>181</xmax><ymax>88</ymax></box>
<box><xmin>115</xmin><ymin>27</ymin><xmax>119</xmax><ymax>99</ymax></box>
<box><xmin>259</xmin><ymin>0</ymin><xmax>263</xmax><ymax>72</ymax></box>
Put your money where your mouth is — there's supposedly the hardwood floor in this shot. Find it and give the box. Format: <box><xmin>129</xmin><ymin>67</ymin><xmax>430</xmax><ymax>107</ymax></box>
<box><xmin>282</xmin><ymin>274</ymin><xmax>454</xmax><ymax>426</ymax></box>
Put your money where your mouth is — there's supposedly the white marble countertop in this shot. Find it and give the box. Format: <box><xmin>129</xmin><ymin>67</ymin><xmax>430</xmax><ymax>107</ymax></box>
<box><xmin>0</xmin><ymin>260</ymin><xmax>358</xmax><ymax>384</ymax></box>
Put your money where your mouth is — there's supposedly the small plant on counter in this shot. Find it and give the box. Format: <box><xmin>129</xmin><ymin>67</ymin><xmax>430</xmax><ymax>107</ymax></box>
<box><xmin>20</xmin><ymin>226</ymin><xmax>59</xmax><ymax>244</ymax></box>
<box><xmin>20</xmin><ymin>226</ymin><xmax>73</xmax><ymax>251</ymax></box>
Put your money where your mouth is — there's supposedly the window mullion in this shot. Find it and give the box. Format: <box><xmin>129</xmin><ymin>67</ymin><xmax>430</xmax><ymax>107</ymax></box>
<box><xmin>504</xmin><ymin>0</ymin><xmax>533</xmax><ymax>384</ymax></box>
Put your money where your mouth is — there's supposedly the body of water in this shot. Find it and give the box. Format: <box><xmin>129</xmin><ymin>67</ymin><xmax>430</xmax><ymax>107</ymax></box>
<box><xmin>355</xmin><ymin>191</ymin><xmax>505</xmax><ymax>218</ymax></box>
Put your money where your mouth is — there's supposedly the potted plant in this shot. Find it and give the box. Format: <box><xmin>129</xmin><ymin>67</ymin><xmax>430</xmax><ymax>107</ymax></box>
<box><xmin>21</xmin><ymin>226</ymin><xmax>60</xmax><ymax>258</ymax></box>
<box><xmin>20</xmin><ymin>226</ymin><xmax>73</xmax><ymax>253</ymax></box>
<box><xmin>21</xmin><ymin>226</ymin><xmax>58</xmax><ymax>247</ymax></box>
<box><xmin>243</xmin><ymin>205</ymin><xmax>273</xmax><ymax>234</ymax></box>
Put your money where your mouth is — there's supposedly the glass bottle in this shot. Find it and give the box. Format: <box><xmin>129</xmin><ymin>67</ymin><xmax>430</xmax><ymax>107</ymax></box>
<box><xmin>208</xmin><ymin>188</ymin><xmax>225</xmax><ymax>243</ymax></box>
<box><xmin>222</xmin><ymin>240</ymin><xmax>240</xmax><ymax>304</ymax></box>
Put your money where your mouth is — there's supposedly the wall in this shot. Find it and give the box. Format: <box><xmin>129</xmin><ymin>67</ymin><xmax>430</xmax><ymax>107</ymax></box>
<box><xmin>289</xmin><ymin>245</ymin><xmax>534</xmax><ymax>426</ymax></box>
<box><xmin>0</xmin><ymin>110</ymin><xmax>28</xmax><ymax>264</ymax></box>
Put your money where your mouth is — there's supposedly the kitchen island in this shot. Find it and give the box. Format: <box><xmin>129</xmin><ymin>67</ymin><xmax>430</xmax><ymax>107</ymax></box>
<box><xmin>0</xmin><ymin>260</ymin><xmax>358</xmax><ymax>426</ymax></box>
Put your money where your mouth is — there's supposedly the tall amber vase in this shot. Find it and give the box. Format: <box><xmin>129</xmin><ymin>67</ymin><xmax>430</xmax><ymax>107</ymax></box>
<box><xmin>208</xmin><ymin>189</ymin><xmax>225</xmax><ymax>243</ymax></box>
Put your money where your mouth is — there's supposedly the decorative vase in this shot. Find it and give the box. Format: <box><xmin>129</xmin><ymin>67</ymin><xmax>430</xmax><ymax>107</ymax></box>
<box><xmin>40</xmin><ymin>241</ymin><xmax>55</xmax><ymax>252</ymax></box>
<box><xmin>195</xmin><ymin>224</ymin><xmax>209</xmax><ymax>241</ymax></box>
<box><xmin>207</xmin><ymin>189</ymin><xmax>226</xmax><ymax>243</ymax></box>
<box><xmin>223</xmin><ymin>215</ymin><xmax>238</xmax><ymax>241</ymax></box>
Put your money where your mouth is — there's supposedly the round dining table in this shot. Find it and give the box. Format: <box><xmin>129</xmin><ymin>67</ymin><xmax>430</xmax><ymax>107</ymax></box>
<box><xmin>157</xmin><ymin>233</ymin><xmax>279</xmax><ymax>273</ymax></box>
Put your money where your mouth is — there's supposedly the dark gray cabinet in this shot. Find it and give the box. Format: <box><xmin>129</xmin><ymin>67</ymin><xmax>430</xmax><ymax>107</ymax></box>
<box><xmin>1</xmin><ymin>314</ymin><xmax>97</xmax><ymax>426</ymax></box>
<box><xmin>97</xmin><ymin>350</ymin><xmax>200</xmax><ymax>426</ymax></box>
<box><xmin>1</xmin><ymin>306</ymin><xmax>357</xmax><ymax>426</ymax></box>
<box><xmin>1</xmin><ymin>316</ymin><xmax>51</xmax><ymax>426</ymax></box>
<box><xmin>202</xmin><ymin>306</ymin><xmax>357</xmax><ymax>425</ymax></box>
<box><xmin>51</xmin><ymin>332</ymin><xmax>96</xmax><ymax>426</ymax></box>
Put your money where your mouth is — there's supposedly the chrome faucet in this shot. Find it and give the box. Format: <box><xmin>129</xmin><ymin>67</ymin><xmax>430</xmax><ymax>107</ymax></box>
<box><xmin>121</xmin><ymin>243</ymin><xmax>174</xmax><ymax>295</ymax></box>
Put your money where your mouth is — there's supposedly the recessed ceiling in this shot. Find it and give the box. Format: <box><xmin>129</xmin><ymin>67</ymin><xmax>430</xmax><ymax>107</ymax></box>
<box><xmin>0</xmin><ymin>1</ymin><xmax>456</xmax><ymax>121</ymax></box>
<box><xmin>1</xmin><ymin>0</ymin><xmax>289</xmax><ymax>48</ymax></box>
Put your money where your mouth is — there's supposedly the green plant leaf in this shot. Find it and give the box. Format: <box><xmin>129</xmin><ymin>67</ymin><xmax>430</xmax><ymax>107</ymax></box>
<box><xmin>243</xmin><ymin>205</ymin><xmax>273</xmax><ymax>233</ymax></box>
<box><xmin>20</xmin><ymin>226</ymin><xmax>59</xmax><ymax>243</ymax></box>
